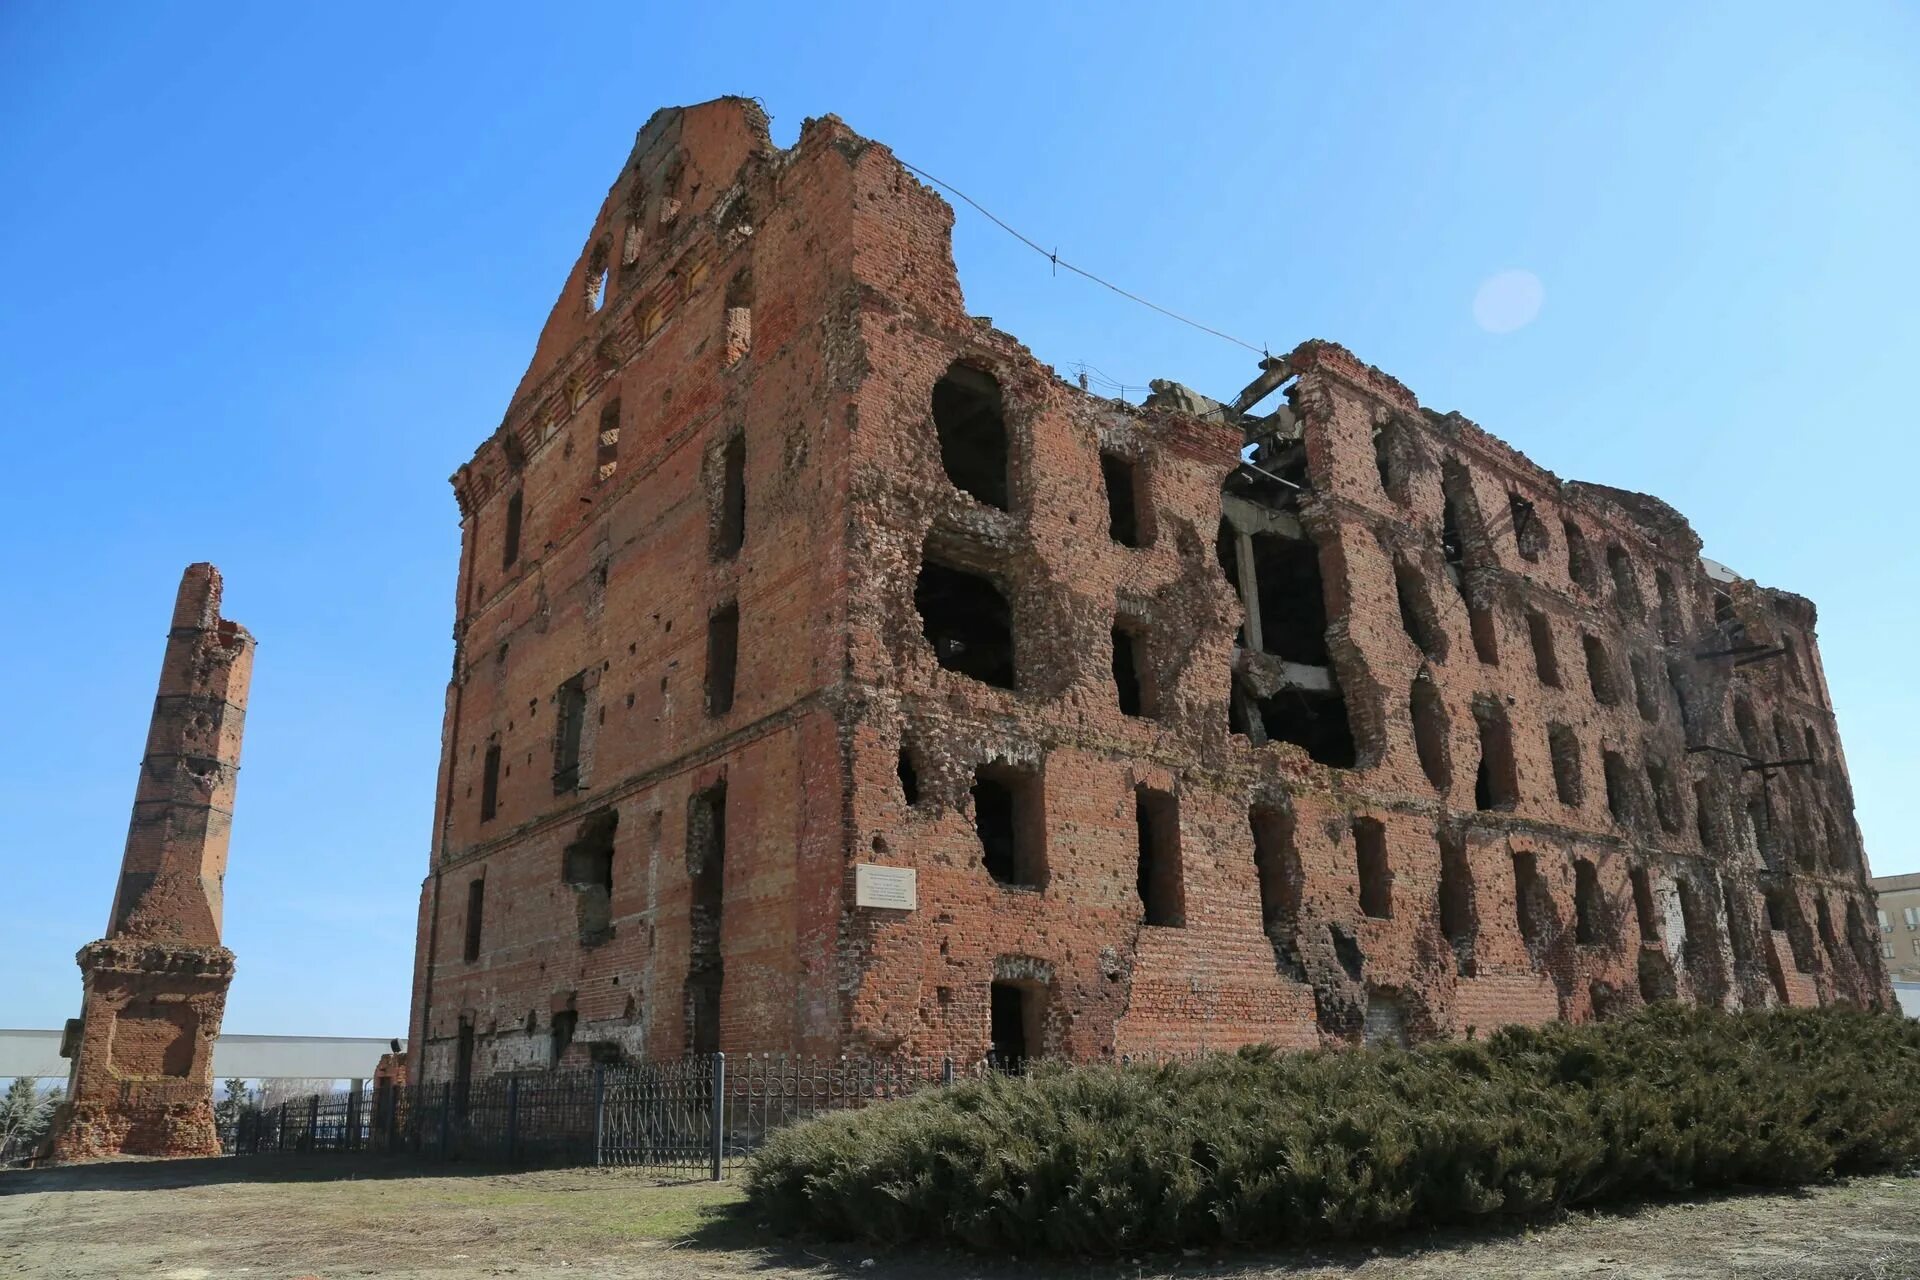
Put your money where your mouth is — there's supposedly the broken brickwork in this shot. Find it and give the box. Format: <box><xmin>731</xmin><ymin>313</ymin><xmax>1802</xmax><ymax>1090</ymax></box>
<box><xmin>47</xmin><ymin>564</ymin><xmax>253</xmax><ymax>1160</ymax></box>
<box><xmin>406</xmin><ymin>98</ymin><xmax>1889</xmax><ymax>1083</ymax></box>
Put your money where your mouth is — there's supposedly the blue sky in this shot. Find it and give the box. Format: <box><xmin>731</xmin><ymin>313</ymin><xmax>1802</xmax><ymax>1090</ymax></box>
<box><xmin>2</xmin><ymin>4</ymin><xmax>1916</xmax><ymax>1037</ymax></box>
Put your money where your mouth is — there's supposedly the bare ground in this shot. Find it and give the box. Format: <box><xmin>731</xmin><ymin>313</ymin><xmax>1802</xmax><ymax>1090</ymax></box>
<box><xmin>2</xmin><ymin>1157</ymin><xmax>1918</xmax><ymax>1280</ymax></box>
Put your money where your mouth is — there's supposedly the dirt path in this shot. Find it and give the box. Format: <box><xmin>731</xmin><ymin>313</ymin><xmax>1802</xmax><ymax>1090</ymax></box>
<box><xmin>3</xmin><ymin>1158</ymin><xmax>1917</xmax><ymax>1279</ymax></box>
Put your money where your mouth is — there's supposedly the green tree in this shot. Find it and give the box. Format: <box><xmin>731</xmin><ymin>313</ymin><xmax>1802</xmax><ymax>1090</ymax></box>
<box><xmin>213</xmin><ymin>1077</ymin><xmax>252</xmax><ymax>1151</ymax></box>
<box><xmin>0</xmin><ymin>1077</ymin><xmax>62</xmax><ymax>1164</ymax></box>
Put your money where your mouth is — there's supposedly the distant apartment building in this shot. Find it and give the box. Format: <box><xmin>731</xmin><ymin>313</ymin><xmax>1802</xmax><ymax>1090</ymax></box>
<box><xmin>1872</xmin><ymin>872</ymin><xmax>1920</xmax><ymax>982</ymax></box>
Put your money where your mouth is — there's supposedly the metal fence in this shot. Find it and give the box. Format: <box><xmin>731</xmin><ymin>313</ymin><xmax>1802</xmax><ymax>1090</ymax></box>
<box><xmin>229</xmin><ymin>1051</ymin><xmax>1000</xmax><ymax>1178</ymax></box>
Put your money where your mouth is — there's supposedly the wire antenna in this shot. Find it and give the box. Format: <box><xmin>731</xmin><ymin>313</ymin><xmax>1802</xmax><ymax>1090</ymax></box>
<box><xmin>899</xmin><ymin>160</ymin><xmax>1268</xmax><ymax>357</ymax></box>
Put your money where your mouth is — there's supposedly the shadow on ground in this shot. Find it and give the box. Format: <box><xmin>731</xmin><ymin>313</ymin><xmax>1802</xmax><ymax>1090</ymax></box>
<box><xmin>0</xmin><ymin>1153</ymin><xmax>683</xmax><ymax>1195</ymax></box>
<box><xmin>672</xmin><ymin>1180</ymin><xmax>1845</xmax><ymax>1280</ymax></box>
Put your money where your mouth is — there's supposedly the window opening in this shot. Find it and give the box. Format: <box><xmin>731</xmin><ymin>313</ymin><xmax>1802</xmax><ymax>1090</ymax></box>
<box><xmin>1355</xmin><ymin>817</ymin><xmax>1391</xmax><ymax>919</ymax></box>
<box><xmin>464</xmin><ymin>877</ymin><xmax>485</xmax><ymax>963</ymax></box>
<box><xmin>554</xmin><ymin>673</ymin><xmax>587</xmax><ymax>793</ymax></box>
<box><xmin>1410</xmin><ymin>676</ymin><xmax>1451</xmax><ymax>791</ymax></box>
<box><xmin>931</xmin><ymin>362</ymin><xmax>1010</xmax><ymax>509</ymax></box>
<box><xmin>1136</xmin><ymin>787</ymin><xmax>1184</xmax><ymax>926</ymax></box>
<box><xmin>1574</xmin><ymin>858</ymin><xmax>1605</xmax><ymax>945</ymax></box>
<box><xmin>1548</xmin><ymin>723</ymin><xmax>1583</xmax><ymax>806</ymax></box>
<box><xmin>917</xmin><ymin>554</ymin><xmax>1015</xmax><ymax>688</ymax></box>
<box><xmin>706</xmin><ymin>602</ymin><xmax>739</xmax><ymax>716</ymax></box>
<box><xmin>1100</xmin><ymin>450</ymin><xmax>1148</xmax><ymax>546</ymax></box>
<box><xmin>563</xmin><ymin>808</ymin><xmax>618</xmax><ymax>947</ymax></box>
<box><xmin>973</xmin><ymin>764</ymin><xmax>1045</xmax><ymax>888</ymax></box>
<box><xmin>481</xmin><ymin>742</ymin><xmax>501</xmax><ymax>821</ymax></box>
<box><xmin>502</xmin><ymin>491</ymin><xmax>523</xmax><ymax>569</ymax></box>
<box><xmin>714</xmin><ymin>431</ymin><xmax>746</xmax><ymax>558</ymax></box>
<box><xmin>1527</xmin><ymin>611</ymin><xmax>1560</xmax><ymax>686</ymax></box>
<box><xmin>685</xmin><ymin>782</ymin><xmax>726</xmax><ymax>1055</ymax></box>
<box><xmin>1473</xmin><ymin>700</ymin><xmax>1518</xmax><ymax>811</ymax></box>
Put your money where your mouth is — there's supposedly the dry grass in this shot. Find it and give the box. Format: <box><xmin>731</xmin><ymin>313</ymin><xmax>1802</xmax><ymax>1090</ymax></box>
<box><xmin>2</xmin><ymin>1156</ymin><xmax>1917</xmax><ymax>1278</ymax></box>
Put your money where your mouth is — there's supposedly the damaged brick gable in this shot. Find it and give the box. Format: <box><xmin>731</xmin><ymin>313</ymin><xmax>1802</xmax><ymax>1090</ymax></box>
<box><xmin>409</xmin><ymin>98</ymin><xmax>1889</xmax><ymax>1086</ymax></box>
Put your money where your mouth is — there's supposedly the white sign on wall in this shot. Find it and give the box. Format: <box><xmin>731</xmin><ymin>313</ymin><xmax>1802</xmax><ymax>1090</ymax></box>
<box><xmin>855</xmin><ymin>863</ymin><xmax>917</xmax><ymax>910</ymax></box>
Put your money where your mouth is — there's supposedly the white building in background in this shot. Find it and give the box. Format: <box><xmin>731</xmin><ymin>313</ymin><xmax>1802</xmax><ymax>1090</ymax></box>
<box><xmin>0</xmin><ymin>1029</ymin><xmax>398</xmax><ymax>1084</ymax></box>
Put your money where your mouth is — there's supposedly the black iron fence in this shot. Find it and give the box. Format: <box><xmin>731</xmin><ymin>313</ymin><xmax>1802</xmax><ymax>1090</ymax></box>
<box><xmin>229</xmin><ymin>1052</ymin><xmax>1001</xmax><ymax>1178</ymax></box>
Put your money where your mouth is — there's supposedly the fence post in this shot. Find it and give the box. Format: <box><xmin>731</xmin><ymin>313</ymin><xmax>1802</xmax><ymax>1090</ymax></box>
<box><xmin>592</xmin><ymin>1066</ymin><xmax>606</xmax><ymax>1167</ymax></box>
<box><xmin>506</xmin><ymin>1076</ymin><xmax>520</xmax><ymax>1164</ymax></box>
<box><xmin>709</xmin><ymin>1053</ymin><xmax>726</xmax><ymax>1182</ymax></box>
<box><xmin>307</xmin><ymin>1095</ymin><xmax>320</xmax><ymax>1152</ymax></box>
<box><xmin>941</xmin><ymin>1056</ymin><xmax>954</xmax><ymax>1087</ymax></box>
<box><xmin>347</xmin><ymin>1080</ymin><xmax>364</xmax><ymax>1152</ymax></box>
<box><xmin>439</xmin><ymin>1082</ymin><xmax>451</xmax><ymax>1157</ymax></box>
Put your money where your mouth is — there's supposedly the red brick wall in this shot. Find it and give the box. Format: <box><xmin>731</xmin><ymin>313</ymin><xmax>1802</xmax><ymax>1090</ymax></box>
<box><xmin>408</xmin><ymin>99</ymin><xmax>1890</xmax><ymax>1082</ymax></box>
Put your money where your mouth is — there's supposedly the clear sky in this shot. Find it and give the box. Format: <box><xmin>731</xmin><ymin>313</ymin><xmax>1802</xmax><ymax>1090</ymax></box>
<box><xmin>3</xmin><ymin>4</ymin><xmax>1916</xmax><ymax>1037</ymax></box>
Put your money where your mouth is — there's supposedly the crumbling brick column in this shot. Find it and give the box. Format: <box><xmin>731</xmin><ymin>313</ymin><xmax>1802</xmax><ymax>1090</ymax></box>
<box><xmin>46</xmin><ymin>563</ymin><xmax>253</xmax><ymax>1161</ymax></box>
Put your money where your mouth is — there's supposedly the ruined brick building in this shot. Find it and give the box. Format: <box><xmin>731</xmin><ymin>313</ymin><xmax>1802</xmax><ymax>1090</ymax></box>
<box><xmin>406</xmin><ymin>98</ymin><xmax>1888</xmax><ymax>1083</ymax></box>
<box><xmin>48</xmin><ymin>564</ymin><xmax>254</xmax><ymax>1159</ymax></box>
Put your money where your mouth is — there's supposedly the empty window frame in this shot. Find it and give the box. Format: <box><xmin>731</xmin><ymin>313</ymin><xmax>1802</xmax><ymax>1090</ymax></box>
<box><xmin>713</xmin><ymin>430</ymin><xmax>746</xmax><ymax>559</ymax></box>
<box><xmin>1472</xmin><ymin>701</ymin><xmax>1519</xmax><ymax>811</ymax></box>
<box><xmin>1631</xmin><ymin>866</ymin><xmax>1660</xmax><ymax>943</ymax></box>
<box><xmin>1510</xmin><ymin>493</ymin><xmax>1548</xmax><ymax>561</ymax></box>
<box><xmin>1100</xmin><ymin>449</ymin><xmax>1150</xmax><ymax>546</ymax></box>
<box><xmin>1548</xmin><ymin>723</ymin><xmax>1583</xmax><ymax>807</ymax></box>
<box><xmin>1607</xmin><ymin>545</ymin><xmax>1643</xmax><ymax>619</ymax></box>
<box><xmin>931</xmin><ymin>362</ymin><xmax>1010</xmax><ymax>509</ymax></box>
<box><xmin>1655</xmin><ymin>568</ymin><xmax>1681</xmax><ymax>641</ymax></box>
<box><xmin>585</xmin><ymin>241</ymin><xmax>610</xmax><ymax>313</ymax></box>
<box><xmin>1135</xmin><ymin>786</ymin><xmax>1184</xmax><ymax>927</ymax></box>
<box><xmin>973</xmin><ymin>764</ymin><xmax>1045</xmax><ymax>888</ymax></box>
<box><xmin>1602</xmin><ymin>750</ymin><xmax>1636</xmax><ymax>827</ymax></box>
<box><xmin>1111</xmin><ymin>621</ymin><xmax>1156</xmax><ymax>718</ymax></box>
<box><xmin>1574</xmin><ymin>857</ymin><xmax>1605</xmax><ymax>945</ymax></box>
<box><xmin>480</xmin><ymin>741</ymin><xmax>502</xmax><ymax>821</ymax></box>
<box><xmin>1583</xmin><ymin>634</ymin><xmax>1620</xmax><ymax>705</ymax></box>
<box><xmin>1646</xmin><ymin>759</ymin><xmax>1682</xmax><ymax>833</ymax></box>
<box><xmin>685</xmin><ymin>782</ymin><xmax>727</xmax><ymax>1054</ymax></box>
<box><xmin>1526</xmin><ymin>611</ymin><xmax>1560</xmax><ymax>687</ymax></box>
<box><xmin>1748</xmin><ymin>796</ymin><xmax>1775</xmax><ymax>869</ymax></box>
<box><xmin>1354</xmin><ymin>817</ymin><xmax>1391</xmax><ymax>919</ymax></box>
<box><xmin>549</xmin><ymin>1010</ymin><xmax>578</xmax><ymax>1066</ymax></box>
<box><xmin>502</xmin><ymin>491</ymin><xmax>524</xmax><ymax>570</ymax></box>
<box><xmin>1468</xmin><ymin>599</ymin><xmax>1501</xmax><ymax>666</ymax></box>
<box><xmin>463</xmin><ymin>876</ymin><xmax>485</xmax><ymax>963</ymax></box>
<box><xmin>1693</xmin><ymin>779</ymin><xmax>1719</xmax><ymax>851</ymax></box>
<box><xmin>989</xmin><ymin>979</ymin><xmax>1045</xmax><ymax>1068</ymax></box>
<box><xmin>1250</xmin><ymin>803</ymin><xmax>1302</xmax><ymax>947</ymax></box>
<box><xmin>1631</xmin><ymin>652</ymin><xmax>1660</xmax><ymax>722</ymax></box>
<box><xmin>723</xmin><ymin>267</ymin><xmax>752</xmax><ymax>364</ymax></box>
<box><xmin>596</xmin><ymin>398</ymin><xmax>621</xmax><ymax>483</ymax></box>
<box><xmin>1512</xmin><ymin>851</ymin><xmax>1544</xmax><ymax>942</ymax></box>
<box><xmin>897</xmin><ymin>745</ymin><xmax>920</xmax><ymax>806</ymax></box>
<box><xmin>1395</xmin><ymin>558</ymin><xmax>1448</xmax><ymax>662</ymax></box>
<box><xmin>1410</xmin><ymin>675</ymin><xmax>1451</xmax><ymax>792</ymax></box>
<box><xmin>1733</xmin><ymin>696</ymin><xmax>1763</xmax><ymax>758</ymax></box>
<box><xmin>1247</xmin><ymin>532</ymin><xmax>1331</xmax><ymax>665</ymax></box>
<box><xmin>554</xmin><ymin>673</ymin><xmax>588</xmax><ymax>793</ymax></box>
<box><xmin>1251</xmin><ymin>687</ymin><xmax>1358</xmax><ymax>768</ymax></box>
<box><xmin>706</xmin><ymin>602</ymin><xmax>739</xmax><ymax>716</ymax></box>
<box><xmin>1437</xmin><ymin>828</ymin><xmax>1476</xmax><ymax>960</ymax></box>
<box><xmin>1564</xmin><ymin>520</ymin><xmax>1597</xmax><ymax>590</ymax></box>
<box><xmin>1371</xmin><ymin>418</ymin><xmax>1408</xmax><ymax>502</ymax></box>
<box><xmin>916</xmin><ymin>553</ymin><xmax>1015</xmax><ymax>688</ymax></box>
<box><xmin>563</xmin><ymin>808</ymin><xmax>618</xmax><ymax>947</ymax></box>
<box><xmin>1666</xmin><ymin>658</ymin><xmax>1694</xmax><ymax>735</ymax></box>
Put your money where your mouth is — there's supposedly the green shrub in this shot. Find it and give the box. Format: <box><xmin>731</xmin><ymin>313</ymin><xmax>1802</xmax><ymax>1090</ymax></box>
<box><xmin>745</xmin><ymin>1006</ymin><xmax>1920</xmax><ymax>1255</ymax></box>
